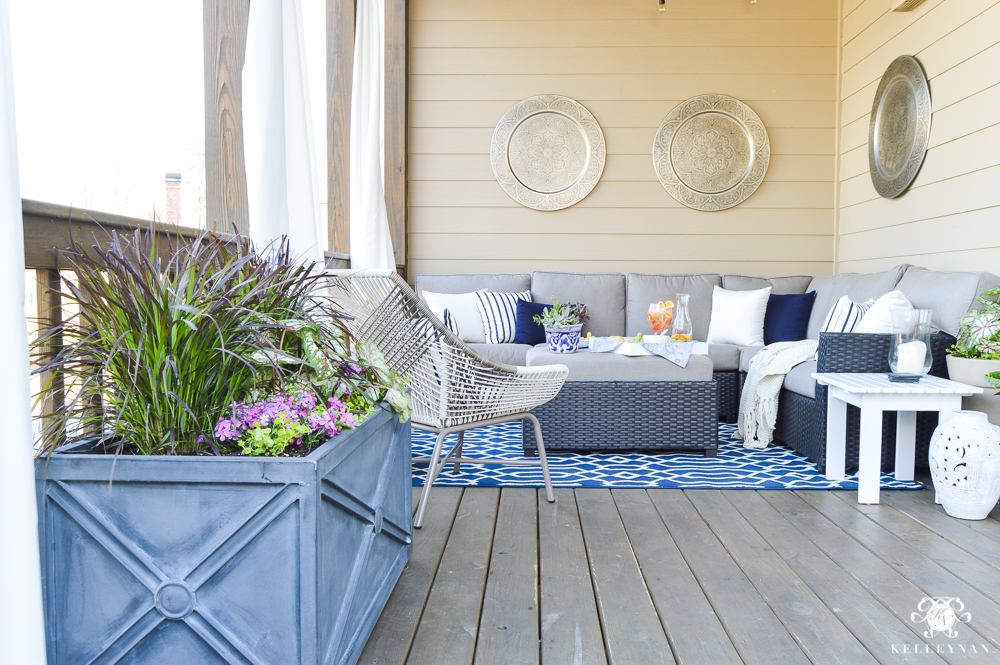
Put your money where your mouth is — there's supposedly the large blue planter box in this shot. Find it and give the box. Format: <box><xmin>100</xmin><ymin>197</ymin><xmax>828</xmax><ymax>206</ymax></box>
<box><xmin>35</xmin><ymin>407</ymin><xmax>411</xmax><ymax>665</ymax></box>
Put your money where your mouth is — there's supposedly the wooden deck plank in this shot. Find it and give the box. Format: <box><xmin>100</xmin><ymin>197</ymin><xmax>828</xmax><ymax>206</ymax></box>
<box><xmin>359</xmin><ymin>487</ymin><xmax>463</xmax><ymax>665</ymax></box>
<box><xmin>474</xmin><ymin>489</ymin><xmax>540</xmax><ymax>665</ymax></box>
<box><xmin>762</xmin><ymin>491</ymin><xmax>990</xmax><ymax>663</ymax></box>
<box><xmin>538</xmin><ymin>489</ymin><xmax>608</xmax><ymax>665</ymax></box>
<box><xmin>795</xmin><ymin>491</ymin><xmax>1000</xmax><ymax>651</ymax></box>
<box><xmin>879</xmin><ymin>491</ymin><xmax>1000</xmax><ymax>573</ymax></box>
<box><xmin>903</xmin><ymin>488</ymin><xmax>1000</xmax><ymax>548</ymax></box>
<box><xmin>575</xmin><ymin>489</ymin><xmax>675</xmax><ymax>665</ymax></box>
<box><xmin>838</xmin><ymin>493</ymin><xmax>1000</xmax><ymax>593</ymax></box>
<box><xmin>686</xmin><ymin>490</ymin><xmax>879</xmax><ymax>664</ymax></box>
<box><xmin>406</xmin><ymin>488</ymin><xmax>499</xmax><ymax>665</ymax></box>
<box><xmin>725</xmin><ymin>491</ymin><xmax>946</xmax><ymax>665</ymax></box>
<box><xmin>611</xmin><ymin>489</ymin><xmax>742</xmax><ymax>665</ymax></box>
<box><xmin>647</xmin><ymin>490</ymin><xmax>811</xmax><ymax>665</ymax></box>
<box><xmin>362</xmin><ymin>487</ymin><xmax>1000</xmax><ymax>665</ymax></box>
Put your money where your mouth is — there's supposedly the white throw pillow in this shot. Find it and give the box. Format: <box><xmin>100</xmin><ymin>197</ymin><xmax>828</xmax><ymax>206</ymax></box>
<box><xmin>706</xmin><ymin>286</ymin><xmax>772</xmax><ymax>346</ymax></box>
<box><xmin>422</xmin><ymin>290</ymin><xmax>487</xmax><ymax>343</ymax></box>
<box><xmin>855</xmin><ymin>290</ymin><xmax>914</xmax><ymax>334</ymax></box>
<box><xmin>476</xmin><ymin>290</ymin><xmax>531</xmax><ymax>344</ymax></box>
<box><xmin>821</xmin><ymin>296</ymin><xmax>875</xmax><ymax>334</ymax></box>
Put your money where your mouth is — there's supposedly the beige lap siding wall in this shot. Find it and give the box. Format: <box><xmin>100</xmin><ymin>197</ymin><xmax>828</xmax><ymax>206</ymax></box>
<box><xmin>407</xmin><ymin>0</ymin><xmax>840</xmax><ymax>278</ymax></box>
<box><xmin>836</xmin><ymin>0</ymin><xmax>1000</xmax><ymax>273</ymax></box>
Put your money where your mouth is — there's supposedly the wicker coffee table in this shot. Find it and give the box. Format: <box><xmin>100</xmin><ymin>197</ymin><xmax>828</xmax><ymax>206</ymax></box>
<box><xmin>523</xmin><ymin>349</ymin><xmax>718</xmax><ymax>456</ymax></box>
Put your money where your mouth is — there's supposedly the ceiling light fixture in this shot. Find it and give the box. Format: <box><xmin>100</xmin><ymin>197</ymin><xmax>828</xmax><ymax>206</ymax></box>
<box><xmin>658</xmin><ymin>0</ymin><xmax>665</xmax><ymax>11</ymax></box>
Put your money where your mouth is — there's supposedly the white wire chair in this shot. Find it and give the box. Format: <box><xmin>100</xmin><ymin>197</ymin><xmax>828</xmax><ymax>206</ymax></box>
<box><xmin>329</xmin><ymin>270</ymin><xmax>569</xmax><ymax>527</ymax></box>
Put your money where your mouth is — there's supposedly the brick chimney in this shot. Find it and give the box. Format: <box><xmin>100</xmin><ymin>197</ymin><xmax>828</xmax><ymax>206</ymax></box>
<box><xmin>165</xmin><ymin>173</ymin><xmax>182</xmax><ymax>225</ymax></box>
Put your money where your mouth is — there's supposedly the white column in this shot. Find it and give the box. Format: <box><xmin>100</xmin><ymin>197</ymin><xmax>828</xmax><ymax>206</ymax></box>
<box><xmin>0</xmin><ymin>0</ymin><xmax>48</xmax><ymax>661</ymax></box>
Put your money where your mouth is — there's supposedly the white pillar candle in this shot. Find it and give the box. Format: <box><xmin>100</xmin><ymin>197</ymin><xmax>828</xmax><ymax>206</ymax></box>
<box><xmin>897</xmin><ymin>340</ymin><xmax>927</xmax><ymax>374</ymax></box>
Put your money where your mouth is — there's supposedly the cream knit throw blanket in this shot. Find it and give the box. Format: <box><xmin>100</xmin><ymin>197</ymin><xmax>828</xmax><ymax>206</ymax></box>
<box><xmin>738</xmin><ymin>340</ymin><xmax>817</xmax><ymax>449</ymax></box>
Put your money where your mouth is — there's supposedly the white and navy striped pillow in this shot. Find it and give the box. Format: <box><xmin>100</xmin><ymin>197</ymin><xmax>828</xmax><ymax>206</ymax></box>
<box><xmin>441</xmin><ymin>309</ymin><xmax>460</xmax><ymax>337</ymax></box>
<box><xmin>475</xmin><ymin>290</ymin><xmax>531</xmax><ymax>344</ymax></box>
<box><xmin>821</xmin><ymin>296</ymin><xmax>876</xmax><ymax>333</ymax></box>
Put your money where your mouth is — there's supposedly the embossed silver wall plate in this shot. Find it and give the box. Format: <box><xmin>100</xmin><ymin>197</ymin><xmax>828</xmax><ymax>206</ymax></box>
<box><xmin>491</xmin><ymin>95</ymin><xmax>606</xmax><ymax>211</ymax></box>
<box><xmin>652</xmin><ymin>94</ymin><xmax>770</xmax><ymax>212</ymax></box>
<box><xmin>869</xmin><ymin>55</ymin><xmax>931</xmax><ymax>199</ymax></box>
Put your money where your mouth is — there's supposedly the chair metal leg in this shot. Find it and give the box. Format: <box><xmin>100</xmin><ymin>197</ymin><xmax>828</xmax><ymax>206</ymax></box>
<box><xmin>527</xmin><ymin>413</ymin><xmax>555</xmax><ymax>503</ymax></box>
<box><xmin>453</xmin><ymin>431</ymin><xmax>464</xmax><ymax>474</ymax></box>
<box><xmin>415</xmin><ymin>430</ymin><xmax>447</xmax><ymax>529</ymax></box>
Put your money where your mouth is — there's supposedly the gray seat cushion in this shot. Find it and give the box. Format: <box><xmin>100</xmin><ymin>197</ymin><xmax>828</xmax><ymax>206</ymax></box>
<box><xmin>707</xmin><ymin>343</ymin><xmax>740</xmax><ymax>371</ymax></box>
<box><xmin>526</xmin><ymin>346</ymin><xmax>714</xmax><ymax>382</ymax></box>
<box><xmin>722</xmin><ymin>274</ymin><xmax>813</xmax><ymax>295</ymax></box>
<box><xmin>740</xmin><ymin>345</ymin><xmax>765</xmax><ymax>373</ymax></box>
<box><xmin>625</xmin><ymin>273</ymin><xmax>721</xmax><ymax>341</ymax></box>
<box><xmin>897</xmin><ymin>267</ymin><xmax>1000</xmax><ymax>337</ymax></box>
<box><xmin>782</xmin><ymin>360</ymin><xmax>817</xmax><ymax>399</ymax></box>
<box><xmin>468</xmin><ymin>343</ymin><xmax>532</xmax><ymax>367</ymax></box>
<box><xmin>414</xmin><ymin>274</ymin><xmax>531</xmax><ymax>303</ymax></box>
<box><xmin>805</xmin><ymin>265</ymin><xmax>908</xmax><ymax>339</ymax></box>
<box><xmin>531</xmin><ymin>271</ymin><xmax>625</xmax><ymax>338</ymax></box>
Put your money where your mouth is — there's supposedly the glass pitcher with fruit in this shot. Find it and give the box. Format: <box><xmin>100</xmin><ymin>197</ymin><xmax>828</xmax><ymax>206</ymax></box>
<box><xmin>670</xmin><ymin>293</ymin><xmax>693</xmax><ymax>342</ymax></box>
<box><xmin>647</xmin><ymin>300</ymin><xmax>674</xmax><ymax>334</ymax></box>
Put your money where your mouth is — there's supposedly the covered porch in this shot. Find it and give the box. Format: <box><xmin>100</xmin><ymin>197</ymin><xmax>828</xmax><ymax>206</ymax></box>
<box><xmin>6</xmin><ymin>0</ymin><xmax>1000</xmax><ymax>663</ymax></box>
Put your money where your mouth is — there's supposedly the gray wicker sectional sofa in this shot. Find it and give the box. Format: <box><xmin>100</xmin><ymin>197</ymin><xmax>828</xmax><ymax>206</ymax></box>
<box><xmin>414</xmin><ymin>265</ymin><xmax>999</xmax><ymax>470</ymax></box>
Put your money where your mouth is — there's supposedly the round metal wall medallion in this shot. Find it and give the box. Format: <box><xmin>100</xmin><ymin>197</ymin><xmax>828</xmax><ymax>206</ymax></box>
<box><xmin>491</xmin><ymin>95</ymin><xmax>606</xmax><ymax>211</ymax></box>
<box><xmin>869</xmin><ymin>55</ymin><xmax>931</xmax><ymax>199</ymax></box>
<box><xmin>653</xmin><ymin>94</ymin><xmax>770</xmax><ymax>212</ymax></box>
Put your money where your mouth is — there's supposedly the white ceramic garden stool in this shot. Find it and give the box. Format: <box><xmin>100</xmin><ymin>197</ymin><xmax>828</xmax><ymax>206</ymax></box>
<box><xmin>930</xmin><ymin>410</ymin><xmax>1000</xmax><ymax>520</ymax></box>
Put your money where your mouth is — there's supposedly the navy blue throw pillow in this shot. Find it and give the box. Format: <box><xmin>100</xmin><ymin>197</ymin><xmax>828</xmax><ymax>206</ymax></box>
<box><xmin>514</xmin><ymin>301</ymin><xmax>551</xmax><ymax>345</ymax></box>
<box><xmin>763</xmin><ymin>291</ymin><xmax>816</xmax><ymax>345</ymax></box>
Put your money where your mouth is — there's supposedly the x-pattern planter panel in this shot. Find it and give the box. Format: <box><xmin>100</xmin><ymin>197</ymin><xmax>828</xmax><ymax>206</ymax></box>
<box><xmin>37</xmin><ymin>408</ymin><xmax>412</xmax><ymax>665</ymax></box>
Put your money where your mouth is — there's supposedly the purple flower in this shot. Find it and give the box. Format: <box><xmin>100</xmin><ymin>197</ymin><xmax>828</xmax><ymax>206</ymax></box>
<box><xmin>214</xmin><ymin>418</ymin><xmax>239</xmax><ymax>442</ymax></box>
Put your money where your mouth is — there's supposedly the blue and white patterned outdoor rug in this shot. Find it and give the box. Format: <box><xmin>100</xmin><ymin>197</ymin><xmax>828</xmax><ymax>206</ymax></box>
<box><xmin>411</xmin><ymin>422</ymin><xmax>924</xmax><ymax>490</ymax></box>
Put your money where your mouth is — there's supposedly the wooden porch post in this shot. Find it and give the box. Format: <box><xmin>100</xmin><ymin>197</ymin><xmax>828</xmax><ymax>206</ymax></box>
<box><xmin>204</xmin><ymin>0</ymin><xmax>250</xmax><ymax>235</ymax></box>
<box><xmin>36</xmin><ymin>269</ymin><xmax>64</xmax><ymax>446</ymax></box>
<box><xmin>327</xmin><ymin>0</ymin><xmax>354</xmax><ymax>257</ymax></box>
<box><xmin>327</xmin><ymin>0</ymin><xmax>407</xmax><ymax>269</ymax></box>
<box><xmin>384</xmin><ymin>0</ymin><xmax>407</xmax><ymax>269</ymax></box>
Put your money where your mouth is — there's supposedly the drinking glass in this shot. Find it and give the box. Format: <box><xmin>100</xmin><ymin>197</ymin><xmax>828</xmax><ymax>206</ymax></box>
<box><xmin>647</xmin><ymin>301</ymin><xmax>674</xmax><ymax>334</ymax></box>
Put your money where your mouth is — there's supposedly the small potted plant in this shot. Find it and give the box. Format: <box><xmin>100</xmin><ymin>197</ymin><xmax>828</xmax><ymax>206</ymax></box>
<box><xmin>534</xmin><ymin>296</ymin><xmax>589</xmax><ymax>353</ymax></box>
<box><xmin>947</xmin><ymin>287</ymin><xmax>1000</xmax><ymax>424</ymax></box>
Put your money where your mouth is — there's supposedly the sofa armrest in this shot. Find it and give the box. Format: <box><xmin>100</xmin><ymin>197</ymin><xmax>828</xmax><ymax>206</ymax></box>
<box><xmin>816</xmin><ymin>332</ymin><xmax>955</xmax><ymax>377</ymax></box>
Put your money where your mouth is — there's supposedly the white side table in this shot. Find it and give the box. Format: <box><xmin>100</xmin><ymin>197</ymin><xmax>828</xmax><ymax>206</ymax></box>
<box><xmin>812</xmin><ymin>373</ymin><xmax>983</xmax><ymax>504</ymax></box>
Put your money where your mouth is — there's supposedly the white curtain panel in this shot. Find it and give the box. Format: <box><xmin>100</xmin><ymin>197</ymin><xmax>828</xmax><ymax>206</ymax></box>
<box><xmin>350</xmin><ymin>0</ymin><xmax>395</xmax><ymax>270</ymax></box>
<box><xmin>243</xmin><ymin>0</ymin><xmax>324</xmax><ymax>264</ymax></box>
<box><xmin>0</xmin><ymin>0</ymin><xmax>48</xmax><ymax>661</ymax></box>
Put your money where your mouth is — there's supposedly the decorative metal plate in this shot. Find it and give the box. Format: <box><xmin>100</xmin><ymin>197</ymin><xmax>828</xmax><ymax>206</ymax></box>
<box><xmin>653</xmin><ymin>94</ymin><xmax>770</xmax><ymax>212</ymax></box>
<box><xmin>491</xmin><ymin>95</ymin><xmax>606</xmax><ymax>211</ymax></box>
<box><xmin>869</xmin><ymin>55</ymin><xmax>931</xmax><ymax>199</ymax></box>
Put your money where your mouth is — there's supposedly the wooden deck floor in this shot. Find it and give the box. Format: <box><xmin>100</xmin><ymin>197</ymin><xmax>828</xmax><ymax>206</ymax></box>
<box><xmin>359</xmin><ymin>486</ymin><xmax>1000</xmax><ymax>665</ymax></box>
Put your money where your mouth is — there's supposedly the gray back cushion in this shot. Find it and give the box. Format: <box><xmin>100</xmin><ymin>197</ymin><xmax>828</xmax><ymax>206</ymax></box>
<box><xmin>805</xmin><ymin>265</ymin><xmax>908</xmax><ymax>339</ymax></box>
<box><xmin>530</xmin><ymin>271</ymin><xmax>625</xmax><ymax>337</ymax></box>
<box><xmin>625</xmin><ymin>273</ymin><xmax>722</xmax><ymax>341</ymax></box>
<box><xmin>897</xmin><ymin>267</ymin><xmax>1000</xmax><ymax>337</ymax></box>
<box><xmin>414</xmin><ymin>274</ymin><xmax>531</xmax><ymax>303</ymax></box>
<box><xmin>722</xmin><ymin>274</ymin><xmax>813</xmax><ymax>295</ymax></box>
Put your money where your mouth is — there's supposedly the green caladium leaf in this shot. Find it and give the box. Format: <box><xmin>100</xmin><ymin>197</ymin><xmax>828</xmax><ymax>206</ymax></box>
<box><xmin>978</xmin><ymin>339</ymin><xmax>1000</xmax><ymax>355</ymax></box>
<box><xmin>986</xmin><ymin>371</ymin><xmax>1000</xmax><ymax>390</ymax></box>
<box><xmin>956</xmin><ymin>309</ymin><xmax>980</xmax><ymax>350</ymax></box>
<box><xmin>964</xmin><ymin>311</ymin><xmax>1000</xmax><ymax>349</ymax></box>
<box><xmin>385</xmin><ymin>376</ymin><xmax>412</xmax><ymax>423</ymax></box>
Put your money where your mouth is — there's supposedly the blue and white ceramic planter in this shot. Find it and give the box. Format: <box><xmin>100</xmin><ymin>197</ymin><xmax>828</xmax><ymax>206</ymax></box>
<box><xmin>545</xmin><ymin>324</ymin><xmax>584</xmax><ymax>353</ymax></box>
